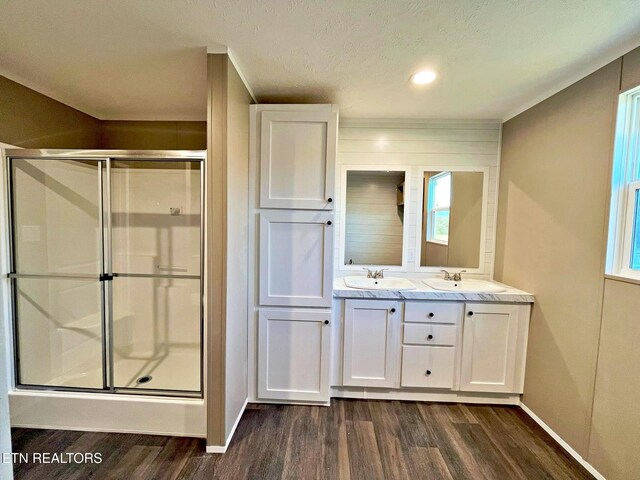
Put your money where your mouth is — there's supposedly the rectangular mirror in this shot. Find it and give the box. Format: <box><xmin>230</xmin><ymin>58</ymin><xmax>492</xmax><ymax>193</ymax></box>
<box><xmin>343</xmin><ymin>169</ymin><xmax>406</xmax><ymax>266</ymax></box>
<box><xmin>420</xmin><ymin>170</ymin><xmax>484</xmax><ymax>269</ymax></box>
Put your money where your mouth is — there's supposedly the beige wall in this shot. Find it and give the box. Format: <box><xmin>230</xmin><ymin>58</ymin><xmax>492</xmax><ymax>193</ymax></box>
<box><xmin>0</xmin><ymin>75</ymin><xmax>206</xmax><ymax>150</ymax></box>
<box><xmin>447</xmin><ymin>172</ymin><xmax>483</xmax><ymax>267</ymax></box>
<box><xmin>205</xmin><ymin>53</ymin><xmax>252</xmax><ymax>447</ymax></box>
<box><xmin>224</xmin><ymin>57</ymin><xmax>252</xmax><ymax>439</ymax></box>
<box><xmin>99</xmin><ymin>121</ymin><xmax>206</xmax><ymax>150</ymax></box>
<box><xmin>344</xmin><ymin>171</ymin><xmax>404</xmax><ymax>266</ymax></box>
<box><xmin>495</xmin><ymin>59</ymin><xmax>619</xmax><ymax>456</ymax></box>
<box><xmin>495</xmin><ymin>45</ymin><xmax>640</xmax><ymax>479</ymax></box>
<box><xmin>423</xmin><ymin>241</ymin><xmax>448</xmax><ymax>266</ymax></box>
<box><xmin>0</xmin><ymin>75</ymin><xmax>101</xmax><ymax>148</ymax></box>
<box><xmin>588</xmin><ymin>47</ymin><xmax>640</xmax><ymax>480</ymax></box>
<box><xmin>588</xmin><ymin>278</ymin><xmax>640</xmax><ymax>479</ymax></box>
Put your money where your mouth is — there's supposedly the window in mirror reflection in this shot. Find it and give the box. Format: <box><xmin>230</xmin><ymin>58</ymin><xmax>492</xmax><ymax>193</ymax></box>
<box><xmin>421</xmin><ymin>171</ymin><xmax>483</xmax><ymax>268</ymax></box>
<box><xmin>344</xmin><ymin>170</ymin><xmax>405</xmax><ymax>266</ymax></box>
<box><xmin>427</xmin><ymin>172</ymin><xmax>451</xmax><ymax>244</ymax></box>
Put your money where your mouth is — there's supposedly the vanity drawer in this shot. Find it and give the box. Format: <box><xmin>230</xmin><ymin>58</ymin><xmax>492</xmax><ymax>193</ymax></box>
<box><xmin>403</xmin><ymin>323</ymin><xmax>457</xmax><ymax>346</ymax></box>
<box><xmin>401</xmin><ymin>345</ymin><xmax>455</xmax><ymax>389</ymax></box>
<box><xmin>404</xmin><ymin>301</ymin><xmax>462</xmax><ymax>324</ymax></box>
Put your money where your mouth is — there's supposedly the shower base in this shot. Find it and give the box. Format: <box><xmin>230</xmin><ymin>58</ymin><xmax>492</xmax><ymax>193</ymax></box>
<box><xmin>49</xmin><ymin>349</ymin><xmax>201</xmax><ymax>393</ymax></box>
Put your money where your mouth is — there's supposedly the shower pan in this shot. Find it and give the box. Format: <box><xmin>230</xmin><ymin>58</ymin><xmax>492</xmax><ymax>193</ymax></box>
<box><xmin>5</xmin><ymin>150</ymin><xmax>204</xmax><ymax>398</ymax></box>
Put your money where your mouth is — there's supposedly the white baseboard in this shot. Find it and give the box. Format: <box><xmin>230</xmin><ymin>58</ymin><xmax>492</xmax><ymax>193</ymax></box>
<box><xmin>206</xmin><ymin>397</ymin><xmax>248</xmax><ymax>454</ymax></box>
<box><xmin>206</xmin><ymin>445</ymin><xmax>227</xmax><ymax>454</ymax></box>
<box><xmin>247</xmin><ymin>397</ymin><xmax>330</xmax><ymax>407</ymax></box>
<box><xmin>332</xmin><ymin>387</ymin><xmax>520</xmax><ymax>405</ymax></box>
<box><xmin>519</xmin><ymin>403</ymin><xmax>605</xmax><ymax>480</ymax></box>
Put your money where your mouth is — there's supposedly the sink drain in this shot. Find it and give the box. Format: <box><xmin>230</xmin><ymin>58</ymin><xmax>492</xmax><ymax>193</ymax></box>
<box><xmin>136</xmin><ymin>375</ymin><xmax>152</xmax><ymax>384</ymax></box>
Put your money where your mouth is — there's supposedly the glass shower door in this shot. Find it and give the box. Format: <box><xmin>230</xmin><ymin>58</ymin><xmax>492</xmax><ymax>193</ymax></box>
<box><xmin>9</xmin><ymin>158</ymin><xmax>106</xmax><ymax>389</ymax></box>
<box><xmin>109</xmin><ymin>160</ymin><xmax>202</xmax><ymax>394</ymax></box>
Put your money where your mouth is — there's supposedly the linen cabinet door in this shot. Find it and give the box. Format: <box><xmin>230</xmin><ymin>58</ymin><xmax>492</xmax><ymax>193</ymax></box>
<box><xmin>259</xmin><ymin>211</ymin><xmax>333</xmax><ymax>307</ymax></box>
<box><xmin>258</xmin><ymin>309</ymin><xmax>331</xmax><ymax>402</ymax></box>
<box><xmin>459</xmin><ymin>303</ymin><xmax>530</xmax><ymax>393</ymax></box>
<box><xmin>259</xmin><ymin>109</ymin><xmax>337</xmax><ymax>210</ymax></box>
<box><xmin>342</xmin><ymin>299</ymin><xmax>401</xmax><ymax>388</ymax></box>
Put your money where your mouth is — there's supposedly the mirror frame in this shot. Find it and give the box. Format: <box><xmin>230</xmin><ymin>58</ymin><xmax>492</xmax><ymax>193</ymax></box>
<box><xmin>339</xmin><ymin>165</ymin><xmax>412</xmax><ymax>272</ymax></box>
<box><xmin>414</xmin><ymin>166</ymin><xmax>490</xmax><ymax>274</ymax></box>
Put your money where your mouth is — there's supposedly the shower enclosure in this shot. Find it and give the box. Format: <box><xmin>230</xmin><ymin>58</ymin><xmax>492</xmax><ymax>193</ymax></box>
<box><xmin>6</xmin><ymin>150</ymin><xmax>203</xmax><ymax>398</ymax></box>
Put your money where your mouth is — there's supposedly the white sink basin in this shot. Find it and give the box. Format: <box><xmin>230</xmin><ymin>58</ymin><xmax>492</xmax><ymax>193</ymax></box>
<box><xmin>423</xmin><ymin>278</ymin><xmax>506</xmax><ymax>293</ymax></box>
<box><xmin>344</xmin><ymin>276</ymin><xmax>416</xmax><ymax>291</ymax></box>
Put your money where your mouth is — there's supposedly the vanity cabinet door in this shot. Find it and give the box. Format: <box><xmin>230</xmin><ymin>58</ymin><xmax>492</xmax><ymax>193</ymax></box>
<box><xmin>259</xmin><ymin>211</ymin><xmax>333</xmax><ymax>307</ymax></box>
<box><xmin>342</xmin><ymin>299</ymin><xmax>401</xmax><ymax>388</ymax></box>
<box><xmin>258</xmin><ymin>309</ymin><xmax>331</xmax><ymax>402</ymax></box>
<box><xmin>459</xmin><ymin>303</ymin><xmax>530</xmax><ymax>393</ymax></box>
<box><xmin>259</xmin><ymin>108</ymin><xmax>337</xmax><ymax>210</ymax></box>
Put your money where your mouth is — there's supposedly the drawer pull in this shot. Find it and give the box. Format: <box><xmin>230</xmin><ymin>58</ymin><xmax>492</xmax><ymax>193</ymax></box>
<box><xmin>427</xmin><ymin>334</ymin><xmax>433</xmax><ymax>340</ymax></box>
<box><xmin>428</xmin><ymin>312</ymin><xmax>434</xmax><ymax>318</ymax></box>
<box><xmin>425</xmin><ymin>370</ymin><xmax>432</xmax><ymax>376</ymax></box>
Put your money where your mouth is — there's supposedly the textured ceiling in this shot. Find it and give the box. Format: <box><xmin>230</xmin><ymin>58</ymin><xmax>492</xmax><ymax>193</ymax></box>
<box><xmin>0</xmin><ymin>0</ymin><xmax>639</xmax><ymax>121</ymax></box>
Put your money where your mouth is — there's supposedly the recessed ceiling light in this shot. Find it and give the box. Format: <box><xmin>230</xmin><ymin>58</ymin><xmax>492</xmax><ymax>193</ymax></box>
<box><xmin>410</xmin><ymin>70</ymin><xmax>437</xmax><ymax>85</ymax></box>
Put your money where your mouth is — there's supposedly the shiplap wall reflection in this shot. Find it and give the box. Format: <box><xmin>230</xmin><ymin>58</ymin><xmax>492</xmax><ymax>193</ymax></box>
<box><xmin>344</xmin><ymin>171</ymin><xmax>405</xmax><ymax>266</ymax></box>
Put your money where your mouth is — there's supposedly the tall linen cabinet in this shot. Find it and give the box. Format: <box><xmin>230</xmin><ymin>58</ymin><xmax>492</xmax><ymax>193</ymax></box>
<box><xmin>248</xmin><ymin>105</ymin><xmax>338</xmax><ymax>404</ymax></box>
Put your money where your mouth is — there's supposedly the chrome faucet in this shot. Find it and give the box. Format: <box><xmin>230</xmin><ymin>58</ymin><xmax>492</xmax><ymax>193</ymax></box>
<box><xmin>452</xmin><ymin>270</ymin><xmax>466</xmax><ymax>281</ymax></box>
<box><xmin>441</xmin><ymin>269</ymin><xmax>466</xmax><ymax>281</ymax></box>
<box><xmin>364</xmin><ymin>268</ymin><xmax>388</xmax><ymax>279</ymax></box>
<box><xmin>373</xmin><ymin>268</ymin><xmax>388</xmax><ymax>279</ymax></box>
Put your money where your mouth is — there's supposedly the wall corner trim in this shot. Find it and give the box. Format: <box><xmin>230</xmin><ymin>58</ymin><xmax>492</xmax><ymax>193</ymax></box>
<box><xmin>519</xmin><ymin>403</ymin><xmax>605</xmax><ymax>480</ymax></box>
<box><xmin>205</xmin><ymin>398</ymin><xmax>248</xmax><ymax>454</ymax></box>
<box><xmin>206</xmin><ymin>47</ymin><xmax>257</xmax><ymax>104</ymax></box>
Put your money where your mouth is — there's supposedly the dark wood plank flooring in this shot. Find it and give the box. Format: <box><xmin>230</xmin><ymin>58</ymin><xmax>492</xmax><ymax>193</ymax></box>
<box><xmin>11</xmin><ymin>400</ymin><xmax>593</xmax><ymax>479</ymax></box>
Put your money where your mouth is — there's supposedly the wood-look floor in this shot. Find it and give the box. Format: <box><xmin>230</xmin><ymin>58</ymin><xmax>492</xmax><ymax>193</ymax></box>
<box><xmin>12</xmin><ymin>400</ymin><xmax>593</xmax><ymax>480</ymax></box>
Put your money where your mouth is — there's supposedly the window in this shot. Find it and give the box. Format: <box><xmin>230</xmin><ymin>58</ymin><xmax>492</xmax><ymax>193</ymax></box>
<box><xmin>624</xmin><ymin>182</ymin><xmax>640</xmax><ymax>270</ymax></box>
<box><xmin>427</xmin><ymin>172</ymin><xmax>451</xmax><ymax>244</ymax></box>
<box><xmin>607</xmin><ymin>85</ymin><xmax>640</xmax><ymax>280</ymax></box>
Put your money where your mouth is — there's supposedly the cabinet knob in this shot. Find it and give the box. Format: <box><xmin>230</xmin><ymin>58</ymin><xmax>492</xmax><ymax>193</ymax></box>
<box><xmin>425</xmin><ymin>370</ymin><xmax>432</xmax><ymax>376</ymax></box>
<box><xmin>323</xmin><ymin>320</ymin><xmax>329</xmax><ymax>325</ymax></box>
<box><xmin>327</xmin><ymin>198</ymin><xmax>333</xmax><ymax>203</ymax></box>
<box><xmin>468</xmin><ymin>311</ymin><xmax>474</xmax><ymax>316</ymax></box>
<box><xmin>390</xmin><ymin>308</ymin><xmax>396</xmax><ymax>313</ymax></box>
<box><xmin>428</xmin><ymin>312</ymin><xmax>434</xmax><ymax>318</ymax></box>
<box><xmin>427</xmin><ymin>334</ymin><xmax>433</xmax><ymax>340</ymax></box>
<box><xmin>326</xmin><ymin>220</ymin><xmax>332</xmax><ymax>226</ymax></box>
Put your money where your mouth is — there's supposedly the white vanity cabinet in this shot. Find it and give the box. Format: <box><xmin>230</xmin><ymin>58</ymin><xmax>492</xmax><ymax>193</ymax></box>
<box><xmin>342</xmin><ymin>299</ymin><xmax>401</xmax><ymax>387</ymax></box>
<box><xmin>335</xmin><ymin>296</ymin><xmax>532</xmax><ymax>399</ymax></box>
<box><xmin>258</xmin><ymin>309</ymin><xmax>331</xmax><ymax>402</ymax></box>
<box><xmin>458</xmin><ymin>303</ymin><xmax>530</xmax><ymax>394</ymax></box>
<box><xmin>258</xmin><ymin>106</ymin><xmax>337</xmax><ymax>210</ymax></box>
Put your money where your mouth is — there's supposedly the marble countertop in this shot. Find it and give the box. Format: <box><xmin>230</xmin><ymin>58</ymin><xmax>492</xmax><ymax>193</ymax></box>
<box><xmin>333</xmin><ymin>277</ymin><xmax>535</xmax><ymax>303</ymax></box>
